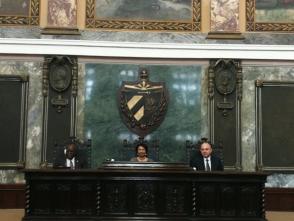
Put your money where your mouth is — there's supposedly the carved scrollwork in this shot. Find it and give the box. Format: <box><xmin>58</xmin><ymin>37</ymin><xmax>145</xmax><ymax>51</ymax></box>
<box><xmin>246</xmin><ymin>0</ymin><xmax>255</xmax><ymax>29</ymax></box>
<box><xmin>236</xmin><ymin>63</ymin><xmax>243</xmax><ymax>101</ymax></box>
<box><xmin>43</xmin><ymin>56</ymin><xmax>77</xmax><ymax>113</ymax></box>
<box><xmin>209</xmin><ymin>59</ymin><xmax>242</xmax><ymax>117</ymax></box>
<box><xmin>51</xmin><ymin>94</ymin><xmax>69</xmax><ymax>113</ymax></box>
<box><xmin>208</xmin><ymin>63</ymin><xmax>215</xmax><ymax>100</ymax></box>
<box><xmin>105</xmin><ymin>183</ymin><xmax>127</xmax><ymax>213</ymax></box>
<box><xmin>71</xmin><ymin>57</ymin><xmax>78</xmax><ymax>97</ymax></box>
<box><xmin>255</xmin><ymin>79</ymin><xmax>264</xmax><ymax>87</ymax></box>
<box><xmin>136</xmin><ymin>182</ymin><xmax>156</xmax><ymax>212</ymax></box>
<box><xmin>16</xmin><ymin>161</ymin><xmax>25</xmax><ymax>169</ymax></box>
<box><xmin>165</xmin><ymin>185</ymin><xmax>185</xmax><ymax>214</ymax></box>
<box><xmin>48</xmin><ymin>58</ymin><xmax>72</xmax><ymax>93</ymax></box>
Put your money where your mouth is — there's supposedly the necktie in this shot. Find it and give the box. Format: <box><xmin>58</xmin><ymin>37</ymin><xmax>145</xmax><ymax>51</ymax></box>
<box><xmin>205</xmin><ymin>158</ymin><xmax>211</xmax><ymax>171</ymax></box>
<box><xmin>70</xmin><ymin>160</ymin><xmax>74</xmax><ymax>169</ymax></box>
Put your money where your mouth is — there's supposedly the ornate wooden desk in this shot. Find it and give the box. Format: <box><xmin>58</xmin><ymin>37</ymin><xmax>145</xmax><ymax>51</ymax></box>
<box><xmin>22</xmin><ymin>163</ymin><xmax>267</xmax><ymax>221</ymax></box>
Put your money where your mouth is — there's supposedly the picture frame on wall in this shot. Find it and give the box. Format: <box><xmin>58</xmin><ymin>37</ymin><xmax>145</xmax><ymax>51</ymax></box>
<box><xmin>0</xmin><ymin>0</ymin><xmax>39</xmax><ymax>26</ymax></box>
<box><xmin>246</xmin><ymin>0</ymin><xmax>294</xmax><ymax>32</ymax></box>
<box><xmin>86</xmin><ymin>0</ymin><xmax>201</xmax><ymax>32</ymax></box>
<box><xmin>256</xmin><ymin>80</ymin><xmax>294</xmax><ymax>171</ymax></box>
<box><xmin>0</xmin><ymin>75</ymin><xmax>28</xmax><ymax>169</ymax></box>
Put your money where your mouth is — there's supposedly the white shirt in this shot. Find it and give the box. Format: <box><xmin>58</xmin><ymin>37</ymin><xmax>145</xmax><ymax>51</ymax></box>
<box><xmin>66</xmin><ymin>157</ymin><xmax>75</xmax><ymax>169</ymax></box>
<box><xmin>203</xmin><ymin>156</ymin><xmax>211</xmax><ymax>171</ymax></box>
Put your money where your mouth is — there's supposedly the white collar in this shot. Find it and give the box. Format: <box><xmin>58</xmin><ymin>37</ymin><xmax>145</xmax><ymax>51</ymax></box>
<box><xmin>204</xmin><ymin>156</ymin><xmax>211</xmax><ymax>161</ymax></box>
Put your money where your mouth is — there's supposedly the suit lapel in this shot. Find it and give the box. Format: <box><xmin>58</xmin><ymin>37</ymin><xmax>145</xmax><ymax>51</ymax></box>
<box><xmin>199</xmin><ymin>157</ymin><xmax>205</xmax><ymax>170</ymax></box>
<box><xmin>210</xmin><ymin>156</ymin><xmax>216</xmax><ymax>170</ymax></box>
<box><xmin>75</xmin><ymin>158</ymin><xmax>80</xmax><ymax>169</ymax></box>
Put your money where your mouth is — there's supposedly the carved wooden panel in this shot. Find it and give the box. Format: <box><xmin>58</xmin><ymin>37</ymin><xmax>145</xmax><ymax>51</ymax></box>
<box><xmin>198</xmin><ymin>184</ymin><xmax>217</xmax><ymax>216</ymax></box>
<box><xmin>134</xmin><ymin>181</ymin><xmax>157</xmax><ymax>214</ymax></box>
<box><xmin>208</xmin><ymin>59</ymin><xmax>242</xmax><ymax>170</ymax></box>
<box><xmin>23</xmin><ymin>169</ymin><xmax>268</xmax><ymax>221</ymax></box>
<box><xmin>239</xmin><ymin>186</ymin><xmax>260</xmax><ymax>217</ymax></box>
<box><xmin>75</xmin><ymin>183</ymin><xmax>96</xmax><ymax>215</ymax></box>
<box><xmin>164</xmin><ymin>182</ymin><xmax>189</xmax><ymax>215</ymax></box>
<box><xmin>219</xmin><ymin>185</ymin><xmax>236</xmax><ymax>217</ymax></box>
<box><xmin>41</xmin><ymin>56</ymin><xmax>78</xmax><ymax>166</ymax></box>
<box><xmin>54</xmin><ymin>183</ymin><xmax>72</xmax><ymax>215</ymax></box>
<box><xmin>101</xmin><ymin>181</ymin><xmax>128</xmax><ymax>215</ymax></box>
<box><xmin>30</xmin><ymin>182</ymin><xmax>52</xmax><ymax>215</ymax></box>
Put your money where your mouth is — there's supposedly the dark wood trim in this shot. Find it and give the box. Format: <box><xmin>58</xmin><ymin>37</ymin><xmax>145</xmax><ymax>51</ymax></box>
<box><xmin>1</xmin><ymin>184</ymin><xmax>294</xmax><ymax>212</ymax></box>
<box><xmin>265</xmin><ymin>188</ymin><xmax>294</xmax><ymax>211</ymax></box>
<box><xmin>0</xmin><ymin>184</ymin><xmax>25</xmax><ymax>209</ymax></box>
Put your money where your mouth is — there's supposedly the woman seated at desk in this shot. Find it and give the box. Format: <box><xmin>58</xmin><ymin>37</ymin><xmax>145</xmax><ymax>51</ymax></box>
<box><xmin>130</xmin><ymin>143</ymin><xmax>154</xmax><ymax>162</ymax></box>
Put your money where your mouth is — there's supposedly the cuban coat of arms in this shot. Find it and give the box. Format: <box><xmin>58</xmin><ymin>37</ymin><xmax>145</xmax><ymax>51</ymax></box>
<box><xmin>118</xmin><ymin>69</ymin><xmax>169</xmax><ymax>138</ymax></box>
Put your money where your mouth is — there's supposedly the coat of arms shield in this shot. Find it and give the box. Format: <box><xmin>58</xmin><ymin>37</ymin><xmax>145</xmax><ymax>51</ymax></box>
<box><xmin>118</xmin><ymin>69</ymin><xmax>169</xmax><ymax>137</ymax></box>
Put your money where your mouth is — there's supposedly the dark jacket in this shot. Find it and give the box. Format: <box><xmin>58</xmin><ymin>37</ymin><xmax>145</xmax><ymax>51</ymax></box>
<box><xmin>53</xmin><ymin>151</ymin><xmax>88</xmax><ymax>169</ymax></box>
<box><xmin>189</xmin><ymin>153</ymin><xmax>224</xmax><ymax>171</ymax></box>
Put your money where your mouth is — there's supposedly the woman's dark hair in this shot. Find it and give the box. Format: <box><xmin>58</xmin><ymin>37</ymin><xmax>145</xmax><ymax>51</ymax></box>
<box><xmin>135</xmin><ymin>143</ymin><xmax>148</xmax><ymax>154</ymax></box>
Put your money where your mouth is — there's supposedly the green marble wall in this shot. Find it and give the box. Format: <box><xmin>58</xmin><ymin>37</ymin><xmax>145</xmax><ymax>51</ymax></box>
<box><xmin>82</xmin><ymin>63</ymin><xmax>205</xmax><ymax>167</ymax></box>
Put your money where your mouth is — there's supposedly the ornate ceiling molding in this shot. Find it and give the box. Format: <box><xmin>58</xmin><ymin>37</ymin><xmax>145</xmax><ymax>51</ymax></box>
<box><xmin>0</xmin><ymin>38</ymin><xmax>294</xmax><ymax>60</ymax></box>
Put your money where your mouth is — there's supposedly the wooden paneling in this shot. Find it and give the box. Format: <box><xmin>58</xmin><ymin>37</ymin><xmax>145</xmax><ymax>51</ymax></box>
<box><xmin>1</xmin><ymin>184</ymin><xmax>294</xmax><ymax>212</ymax></box>
<box><xmin>208</xmin><ymin>59</ymin><xmax>242</xmax><ymax>170</ymax></box>
<box><xmin>0</xmin><ymin>184</ymin><xmax>25</xmax><ymax>209</ymax></box>
<box><xmin>265</xmin><ymin>188</ymin><xmax>294</xmax><ymax>211</ymax></box>
<box><xmin>41</xmin><ymin>56</ymin><xmax>78</xmax><ymax>166</ymax></box>
<box><xmin>22</xmin><ymin>166</ymin><xmax>268</xmax><ymax>221</ymax></box>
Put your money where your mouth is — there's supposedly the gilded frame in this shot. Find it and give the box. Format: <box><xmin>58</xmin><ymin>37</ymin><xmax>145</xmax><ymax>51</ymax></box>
<box><xmin>0</xmin><ymin>0</ymin><xmax>40</xmax><ymax>26</ymax></box>
<box><xmin>246</xmin><ymin>0</ymin><xmax>294</xmax><ymax>32</ymax></box>
<box><xmin>256</xmin><ymin>80</ymin><xmax>294</xmax><ymax>172</ymax></box>
<box><xmin>86</xmin><ymin>0</ymin><xmax>201</xmax><ymax>31</ymax></box>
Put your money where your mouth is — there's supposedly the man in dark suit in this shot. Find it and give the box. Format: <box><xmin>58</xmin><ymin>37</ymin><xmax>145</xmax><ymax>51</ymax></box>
<box><xmin>189</xmin><ymin>139</ymin><xmax>224</xmax><ymax>171</ymax></box>
<box><xmin>53</xmin><ymin>142</ymin><xmax>88</xmax><ymax>169</ymax></box>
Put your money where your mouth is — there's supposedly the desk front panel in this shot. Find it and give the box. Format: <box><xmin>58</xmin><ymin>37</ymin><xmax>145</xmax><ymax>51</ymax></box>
<box><xmin>23</xmin><ymin>169</ymin><xmax>267</xmax><ymax>221</ymax></box>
